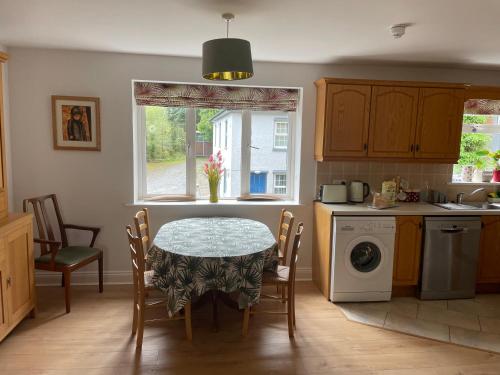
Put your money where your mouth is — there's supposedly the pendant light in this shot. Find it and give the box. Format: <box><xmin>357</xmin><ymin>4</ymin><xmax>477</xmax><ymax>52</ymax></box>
<box><xmin>202</xmin><ymin>13</ymin><xmax>253</xmax><ymax>81</ymax></box>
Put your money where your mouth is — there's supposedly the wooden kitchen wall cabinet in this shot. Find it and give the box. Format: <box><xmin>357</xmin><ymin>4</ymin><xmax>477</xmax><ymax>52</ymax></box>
<box><xmin>0</xmin><ymin>213</ymin><xmax>36</xmax><ymax>342</ymax></box>
<box><xmin>368</xmin><ymin>86</ymin><xmax>419</xmax><ymax>158</ymax></box>
<box><xmin>393</xmin><ymin>216</ymin><xmax>423</xmax><ymax>286</ymax></box>
<box><xmin>314</xmin><ymin>78</ymin><xmax>465</xmax><ymax>163</ymax></box>
<box><xmin>414</xmin><ymin>88</ymin><xmax>465</xmax><ymax>160</ymax></box>
<box><xmin>315</xmin><ymin>83</ymin><xmax>371</xmax><ymax>160</ymax></box>
<box><xmin>477</xmin><ymin>216</ymin><xmax>500</xmax><ymax>284</ymax></box>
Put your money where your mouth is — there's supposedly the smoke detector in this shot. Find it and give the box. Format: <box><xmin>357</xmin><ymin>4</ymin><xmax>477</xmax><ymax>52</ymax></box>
<box><xmin>390</xmin><ymin>23</ymin><xmax>411</xmax><ymax>39</ymax></box>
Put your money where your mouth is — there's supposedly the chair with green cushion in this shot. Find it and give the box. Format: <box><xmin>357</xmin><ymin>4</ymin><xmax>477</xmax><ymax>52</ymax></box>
<box><xmin>23</xmin><ymin>194</ymin><xmax>103</xmax><ymax>313</ymax></box>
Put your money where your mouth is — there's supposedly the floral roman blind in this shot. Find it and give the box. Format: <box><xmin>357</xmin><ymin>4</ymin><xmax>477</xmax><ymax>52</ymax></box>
<box><xmin>464</xmin><ymin>99</ymin><xmax>500</xmax><ymax>115</ymax></box>
<box><xmin>134</xmin><ymin>81</ymin><xmax>299</xmax><ymax>111</ymax></box>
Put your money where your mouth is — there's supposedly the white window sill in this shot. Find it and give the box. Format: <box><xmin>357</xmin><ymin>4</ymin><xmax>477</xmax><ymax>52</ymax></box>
<box><xmin>448</xmin><ymin>182</ymin><xmax>500</xmax><ymax>187</ymax></box>
<box><xmin>126</xmin><ymin>199</ymin><xmax>303</xmax><ymax>207</ymax></box>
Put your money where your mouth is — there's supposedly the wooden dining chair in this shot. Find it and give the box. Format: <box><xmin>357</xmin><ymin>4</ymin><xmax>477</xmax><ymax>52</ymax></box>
<box><xmin>277</xmin><ymin>209</ymin><xmax>295</xmax><ymax>265</ymax></box>
<box><xmin>134</xmin><ymin>208</ymin><xmax>151</xmax><ymax>252</ymax></box>
<box><xmin>276</xmin><ymin>209</ymin><xmax>294</xmax><ymax>299</ymax></box>
<box><xmin>126</xmin><ymin>225</ymin><xmax>192</xmax><ymax>349</ymax></box>
<box><xmin>242</xmin><ymin>223</ymin><xmax>304</xmax><ymax>338</ymax></box>
<box><xmin>23</xmin><ymin>194</ymin><xmax>103</xmax><ymax>313</ymax></box>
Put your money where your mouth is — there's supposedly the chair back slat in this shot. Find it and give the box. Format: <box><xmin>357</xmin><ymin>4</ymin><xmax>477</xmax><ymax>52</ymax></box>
<box><xmin>134</xmin><ymin>208</ymin><xmax>151</xmax><ymax>251</ymax></box>
<box><xmin>126</xmin><ymin>225</ymin><xmax>146</xmax><ymax>292</ymax></box>
<box><xmin>23</xmin><ymin>194</ymin><xmax>67</xmax><ymax>256</ymax></box>
<box><xmin>288</xmin><ymin>223</ymin><xmax>304</xmax><ymax>286</ymax></box>
<box><xmin>39</xmin><ymin>200</ymin><xmax>56</xmax><ymax>243</ymax></box>
<box><xmin>276</xmin><ymin>209</ymin><xmax>295</xmax><ymax>265</ymax></box>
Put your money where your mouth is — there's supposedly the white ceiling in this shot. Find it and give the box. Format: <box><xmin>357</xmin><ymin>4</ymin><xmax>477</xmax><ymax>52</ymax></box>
<box><xmin>1</xmin><ymin>0</ymin><xmax>500</xmax><ymax>68</ymax></box>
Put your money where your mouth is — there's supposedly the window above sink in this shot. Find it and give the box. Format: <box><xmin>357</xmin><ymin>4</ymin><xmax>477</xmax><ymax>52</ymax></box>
<box><xmin>453</xmin><ymin>98</ymin><xmax>500</xmax><ymax>184</ymax></box>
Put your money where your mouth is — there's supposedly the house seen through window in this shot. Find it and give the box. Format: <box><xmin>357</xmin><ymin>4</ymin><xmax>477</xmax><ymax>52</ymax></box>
<box><xmin>134</xmin><ymin>81</ymin><xmax>300</xmax><ymax>201</ymax></box>
<box><xmin>454</xmin><ymin>99</ymin><xmax>500</xmax><ymax>183</ymax></box>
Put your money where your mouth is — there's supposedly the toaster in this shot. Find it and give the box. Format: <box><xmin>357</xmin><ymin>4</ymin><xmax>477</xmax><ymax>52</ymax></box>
<box><xmin>320</xmin><ymin>184</ymin><xmax>348</xmax><ymax>203</ymax></box>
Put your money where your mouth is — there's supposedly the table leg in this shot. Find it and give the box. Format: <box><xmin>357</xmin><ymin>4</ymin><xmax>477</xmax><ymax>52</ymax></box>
<box><xmin>211</xmin><ymin>290</ymin><xmax>219</xmax><ymax>332</ymax></box>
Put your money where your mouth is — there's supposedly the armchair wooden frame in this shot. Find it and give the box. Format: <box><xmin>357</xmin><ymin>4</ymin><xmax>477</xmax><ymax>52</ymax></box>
<box><xmin>243</xmin><ymin>223</ymin><xmax>304</xmax><ymax>338</ymax></box>
<box><xmin>126</xmin><ymin>225</ymin><xmax>192</xmax><ymax>349</ymax></box>
<box><xmin>23</xmin><ymin>194</ymin><xmax>103</xmax><ymax>313</ymax></box>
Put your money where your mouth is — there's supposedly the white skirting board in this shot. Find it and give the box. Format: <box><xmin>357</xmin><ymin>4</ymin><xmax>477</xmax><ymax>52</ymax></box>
<box><xmin>35</xmin><ymin>268</ymin><xmax>313</xmax><ymax>286</ymax></box>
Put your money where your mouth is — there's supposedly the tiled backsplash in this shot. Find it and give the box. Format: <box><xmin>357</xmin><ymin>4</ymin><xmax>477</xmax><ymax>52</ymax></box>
<box><xmin>316</xmin><ymin>161</ymin><xmax>453</xmax><ymax>196</ymax></box>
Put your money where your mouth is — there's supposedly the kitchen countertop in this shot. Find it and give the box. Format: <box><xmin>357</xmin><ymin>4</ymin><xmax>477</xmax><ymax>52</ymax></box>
<box><xmin>316</xmin><ymin>201</ymin><xmax>500</xmax><ymax>216</ymax></box>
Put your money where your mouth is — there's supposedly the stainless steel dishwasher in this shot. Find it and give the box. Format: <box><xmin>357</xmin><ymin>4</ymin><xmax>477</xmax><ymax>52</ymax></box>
<box><xmin>420</xmin><ymin>217</ymin><xmax>482</xmax><ymax>300</ymax></box>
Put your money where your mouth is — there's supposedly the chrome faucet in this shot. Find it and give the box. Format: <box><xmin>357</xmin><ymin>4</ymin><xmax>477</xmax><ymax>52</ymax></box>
<box><xmin>456</xmin><ymin>188</ymin><xmax>486</xmax><ymax>204</ymax></box>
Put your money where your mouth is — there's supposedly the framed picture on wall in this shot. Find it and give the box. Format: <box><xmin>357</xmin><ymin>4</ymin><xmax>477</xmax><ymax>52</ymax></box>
<box><xmin>51</xmin><ymin>96</ymin><xmax>101</xmax><ymax>151</ymax></box>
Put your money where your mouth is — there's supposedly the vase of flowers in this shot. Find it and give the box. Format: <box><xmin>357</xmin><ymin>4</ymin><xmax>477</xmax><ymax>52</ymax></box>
<box><xmin>477</xmin><ymin>150</ymin><xmax>500</xmax><ymax>182</ymax></box>
<box><xmin>204</xmin><ymin>151</ymin><xmax>224</xmax><ymax>203</ymax></box>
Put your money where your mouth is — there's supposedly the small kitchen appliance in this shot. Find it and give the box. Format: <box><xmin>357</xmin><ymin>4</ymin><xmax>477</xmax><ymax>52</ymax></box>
<box><xmin>320</xmin><ymin>184</ymin><xmax>348</xmax><ymax>203</ymax></box>
<box><xmin>349</xmin><ymin>181</ymin><xmax>370</xmax><ymax>203</ymax></box>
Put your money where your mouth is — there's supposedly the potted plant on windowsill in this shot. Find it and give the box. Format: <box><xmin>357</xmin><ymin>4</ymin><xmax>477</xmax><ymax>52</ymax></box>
<box><xmin>477</xmin><ymin>150</ymin><xmax>500</xmax><ymax>183</ymax></box>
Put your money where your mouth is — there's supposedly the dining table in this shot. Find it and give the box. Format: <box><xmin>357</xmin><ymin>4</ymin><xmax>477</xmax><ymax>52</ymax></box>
<box><xmin>146</xmin><ymin>217</ymin><xmax>278</xmax><ymax>329</ymax></box>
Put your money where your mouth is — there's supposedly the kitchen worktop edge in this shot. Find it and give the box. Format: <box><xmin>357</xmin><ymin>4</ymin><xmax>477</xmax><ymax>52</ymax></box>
<box><xmin>315</xmin><ymin>202</ymin><xmax>500</xmax><ymax>216</ymax></box>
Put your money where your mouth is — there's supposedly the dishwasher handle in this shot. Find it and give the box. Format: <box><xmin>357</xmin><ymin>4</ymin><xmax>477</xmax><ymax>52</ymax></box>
<box><xmin>440</xmin><ymin>226</ymin><xmax>468</xmax><ymax>234</ymax></box>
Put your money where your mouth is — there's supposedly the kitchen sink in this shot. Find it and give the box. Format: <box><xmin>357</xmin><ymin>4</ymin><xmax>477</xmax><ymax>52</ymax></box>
<box><xmin>434</xmin><ymin>202</ymin><xmax>500</xmax><ymax>210</ymax></box>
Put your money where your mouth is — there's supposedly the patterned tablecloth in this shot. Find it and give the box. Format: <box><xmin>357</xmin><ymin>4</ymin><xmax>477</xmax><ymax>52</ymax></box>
<box><xmin>147</xmin><ymin>217</ymin><xmax>278</xmax><ymax>316</ymax></box>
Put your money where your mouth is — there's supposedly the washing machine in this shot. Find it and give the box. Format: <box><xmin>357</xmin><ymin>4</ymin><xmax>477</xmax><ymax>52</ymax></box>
<box><xmin>330</xmin><ymin>216</ymin><xmax>396</xmax><ymax>302</ymax></box>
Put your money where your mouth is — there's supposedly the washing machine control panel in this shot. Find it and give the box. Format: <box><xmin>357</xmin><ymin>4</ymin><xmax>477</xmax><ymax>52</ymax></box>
<box><xmin>339</xmin><ymin>221</ymin><xmax>395</xmax><ymax>233</ymax></box>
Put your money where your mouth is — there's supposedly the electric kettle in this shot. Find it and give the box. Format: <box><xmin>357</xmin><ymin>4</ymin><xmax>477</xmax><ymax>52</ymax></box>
<box><xmin>349</xmin><ymin>181</ymin><xmax>370</xmax><ymax>203</ymax></box>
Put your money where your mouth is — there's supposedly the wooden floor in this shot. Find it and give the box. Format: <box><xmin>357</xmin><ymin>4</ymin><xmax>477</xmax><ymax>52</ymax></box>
<box><xmin>2</xmin><ymin>282</ymin><xmax>500</xmax><ymax>374</ymax></box>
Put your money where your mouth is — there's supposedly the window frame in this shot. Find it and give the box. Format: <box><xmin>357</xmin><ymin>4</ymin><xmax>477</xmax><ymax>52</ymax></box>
<box><xmin>273</xmin><ymin>171</ymin><xmax>287</xmax><ymax>195</ymax></box>
<box><xmin>134</xmin><ymin>82</ymin><xmax>300</xmax><ymax>203</ymax></box>
<box><xmin>273</xmin><ymin>118</ymin><xmax>289</xmax><ymax>150</ymax></box>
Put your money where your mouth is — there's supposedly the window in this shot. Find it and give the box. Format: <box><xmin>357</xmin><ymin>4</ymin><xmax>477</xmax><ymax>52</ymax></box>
<box><xmin>249</xmin><ymin>111</ymin><xmax>291</xmax><ymax>196</ymax></box>
<box><xmin>143</xmin><ymin>107</ymin><xmax>188</xmax><ymax>196</ymax></box>
<box><xmin>134</xmin><ymin>81</ymin><xmax>300</xmax><ymax>201</ymax></box>
<box><xmin>453</xmin><ymin>99</ymin><xmax>500</xmax><ymax>183</ymax></box>
<box><xmin>273</xmin><ymin>172</ymin><xmax>287</xmax><ymax>195</ymax></box>
<box><xmin>224</xmin><ymin>120</ymin><xmax>228</xmax><ymax>149</ymax></box>
<box><xmin>273</xmin><ymin>118</ymin><xmax>288</xmax><ymax>149</ymax></box>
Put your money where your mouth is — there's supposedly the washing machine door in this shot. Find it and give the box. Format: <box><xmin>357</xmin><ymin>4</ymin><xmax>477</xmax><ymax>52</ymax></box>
<box><xmin>344</xmin><ymin>236</ymin><xmax>387</xmax><ymax>278</ymax></box>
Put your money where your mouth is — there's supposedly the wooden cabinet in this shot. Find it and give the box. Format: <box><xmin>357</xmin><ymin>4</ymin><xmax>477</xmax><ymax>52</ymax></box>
<box><xmin>6</xmin><ymin>222</ymin><xmax>35</xmax><ymax>324</ymax></box>
<box><xmin>477</xmin><ymin>216</ymin><xmax>500</xmax><ymax>284</ymax></box>
<box><xmin>0</xmin><ymin>214</ymin><xmax>35</xmax><ymax>342</ymax></box>
<box><xmin>0</xmin><ymin>56</ymin><xmax>7</xmax><ymax>218</ymax></box>
<box><xmin>0</xmin><ymin>254</ymin><xmax>8</xmax><ymax>339</ymax></box>
<box><xmin>315</xmin><ymin>84</ymin><xmax>371</xmax><ymax>160</ymax></box>
<box><xmin>0</xmin><ymin>49</ymin><xmax>34</xmax><ymax>344</ymax></box>
<box><xmin>415</xmin><ymin>88</ymin><xmax>464</xmax><ymax>160</ymax></box>
<box><xmin>368</xmin><ymin>86</ymin><xmax>419</xmax><ymax>158</ymax></box>
<box><xmin>314</xmin><ymin>78</ymin><xmax>465</xmax><ymax>162</ymax></box>
<box><xmin>393</xmin><ymin>216</ymin><xmax>423</xmax><ymax>286</ymax></box>
<box><xmin>312</xmin><ymin>202</ymin><xmax>333</xmax><ymax>298</ymax></box>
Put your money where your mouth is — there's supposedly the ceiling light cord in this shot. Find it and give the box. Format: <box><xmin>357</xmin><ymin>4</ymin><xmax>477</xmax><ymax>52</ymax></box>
<box><xmin>222</xmin><ymin>13</ymin><xmax>234</xmax><ymax>38</ymax></box>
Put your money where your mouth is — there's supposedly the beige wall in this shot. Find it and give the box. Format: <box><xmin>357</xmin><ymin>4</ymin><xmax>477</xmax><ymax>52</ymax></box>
<box><xmin>7</xmin><ymin>47</ymin><xmax>500</xmax><ymax>284</ymax></box>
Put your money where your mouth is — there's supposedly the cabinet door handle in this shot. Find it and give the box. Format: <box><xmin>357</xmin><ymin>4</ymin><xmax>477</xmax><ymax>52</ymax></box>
<box><xmin>363</xmin><ymin>143</ymin><xmax>368</xmax><ymax>151</ymax></box>
<box><xmin>410</xmin><ymin>144</ymin><xmax>414</xmax><ymax>152</ymax></box>
<box><xmin>6</xmin><ymin>276</ymin><xmax>11</xmax><ymax>287</ymax></box>
<box><xmin>415</xmin><ymin>144</ymin><xmax>420</xmax><ymax>152</ymax></box>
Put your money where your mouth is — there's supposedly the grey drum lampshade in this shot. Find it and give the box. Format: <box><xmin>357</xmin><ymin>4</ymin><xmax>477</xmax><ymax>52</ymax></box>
<box><xmin>202</xmin><ymin>38</ymin><xmax>253</xmax><ymax>80</ymax></box>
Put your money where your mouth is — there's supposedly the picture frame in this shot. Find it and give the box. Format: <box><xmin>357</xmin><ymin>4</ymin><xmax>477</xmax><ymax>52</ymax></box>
<box><xmin>51</xmin><ymin>95</ymin><xmax>101</xmax><ymax>151</ymax></box>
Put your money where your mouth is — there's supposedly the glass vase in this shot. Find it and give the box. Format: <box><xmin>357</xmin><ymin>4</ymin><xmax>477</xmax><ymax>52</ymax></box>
<box><xmin>209</xmin><ymin>178</ymin><xmax>219</xmax><ymax>203</ymax></box>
